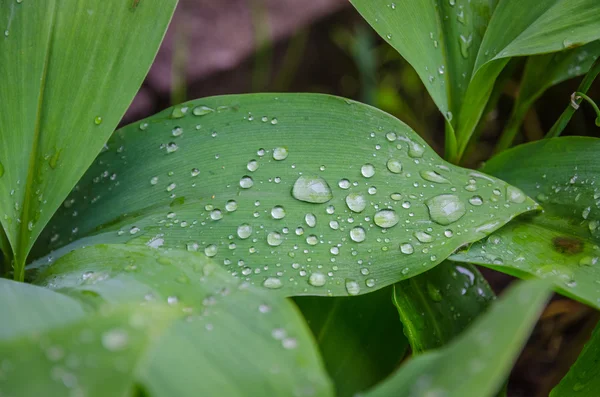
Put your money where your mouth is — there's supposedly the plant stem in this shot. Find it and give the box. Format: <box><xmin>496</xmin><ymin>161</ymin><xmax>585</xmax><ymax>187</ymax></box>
<box><xmin>546</xmin><ymin>57</ymin><xmax>600</xmax><ymax>139</ymax></box>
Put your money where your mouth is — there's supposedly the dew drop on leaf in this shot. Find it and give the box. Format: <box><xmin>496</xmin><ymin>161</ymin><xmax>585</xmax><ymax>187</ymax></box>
<box><xmin>345</xmin><ymin>279</ymin><xmax>361</xmax><ymax>295</ymax></box>
<box><xmin>420</xmin><ymin>170</ymin><xmax>450</xmax><ymax>184</ymax></box>
<box><xmin>308</xmin><ymin>272</ymin><xmax>326</xmax><ymax>287</ymax></box>
<box><xmin>374</xmin><ymin>209</ymin><xmax>399</xmax><ymax>228</ymax></box>
<box><xmin>292</xmin><ymin>175</ymin><xmax>333</xmax><ymax>203</ymax></box>
<box><xmin>350</xmin><ymin>227</ymin><xmax>366</xmax><ymax>242</ymax></box>
<box><xmin>426</xmin><ymin>194</ymin><xmax>466</xmax><ymax>225</ymax></box>
<box><xmin>346</xmin><ymin>193</ymin><xmax>367</xmax><ymax>213</ymax></box>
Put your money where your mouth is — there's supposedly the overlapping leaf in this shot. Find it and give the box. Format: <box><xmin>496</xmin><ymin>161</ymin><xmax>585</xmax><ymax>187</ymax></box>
<box><xmin>350</xmin><ymin>0</ymin><xmax>600</xmax><ymax>161</ymax></box>
<box><xmin>451</xmin><ymin>137</ymin><xmax>600</xmax><ymax>309</ymax></box>
<box><xmin>393</xmin><ymin>261</ymin><xmax>495</xmax><ymax>353</ymax></box>
<box><xmin>364</xmin><ymin>279</ymin><xmax>551</xmax><ymax>397</ymax></box>
<box><xmin>0</xmin><ymin>0</ymin><xmax>177</xmax><ymax>279</ymax></box>
<box><xmin>29</xmin><ymin>244</ymin><xmax>333</xmax><ymax>396</ymax></box>
<box><xmin>32</xmin><ymin>94</ymin><xmax>537</xmax><ymax>296</ymax></box>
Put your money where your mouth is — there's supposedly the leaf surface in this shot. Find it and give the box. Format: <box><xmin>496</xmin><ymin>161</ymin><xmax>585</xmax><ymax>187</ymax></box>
<box><xmin>451</xmin><ymin>137</ymin><xmax>600</xmax><ymax>309</ymax></box>
<box><xmin>34</xmin><ymin>94</ymin><xmax>536</xmax><ymax>296</ymax></box>
<box><xmin>0</xmin><ymin>0</ymin><xmax>177</xmax><ymax>278</ymax></box>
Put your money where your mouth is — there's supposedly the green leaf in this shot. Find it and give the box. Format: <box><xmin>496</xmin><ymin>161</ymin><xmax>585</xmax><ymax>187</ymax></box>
<box><xmin>33</xmin><ymin>94</ymin><xmax>537</xmax><ymax>296</ymax></box>
<box><xmin>0</xmin><ymin>278</ymin><xmax>85</xmax><ymax>340</ymax></box>
<box><xmin>33</xmin><ymin>244</ymin><xmax>334</xmax><ymax>396</ymax></box>
<box><xmin>496</xmin><ymin>41</ymin><xmax>600</xmax><ymax>152</ymax></box>
<box><xmin>364</xmin><ymin>279</ymin><xmax>551</xmax><ymax>397</ymax></box>
<box><xmin>393</xmin><ymin>261</ymin><xmax>495</xmax><ymax>353</ymax></box>
<box><xmin>0</xmin><ymin>302</ymin><xmax>177</xmax><ymax>397</ymax></box>
<box><xmin>294</xmin><ymin>287</ymin><xmax>408</xmax><ymax>396</ymax></box>
<box><xmin>550</xmin><ymin>320</ymin><xmax>600</xmax><ymax>396</ymax></box>
<box><xmin>0</xmin><ymin>0</ymin><xmax>177</xmax><ymax>279</ymax></box>
<box><xmin>350</xmin><ymin>0</ymin><xmax>600</xmax><ymax>161</ymax></box>
<box><xmin>451</xmin><ymin>137</ymin><xmax>600</xmax><ymax>309</ymax></box>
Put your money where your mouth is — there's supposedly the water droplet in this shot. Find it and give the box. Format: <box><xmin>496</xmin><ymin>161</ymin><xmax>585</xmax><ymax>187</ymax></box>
<box><xmin>267</xmin><ymin>231</ymin><xmax>283</xmax><ymax>246</ymax></box>
<box><xmin>166</xmin><ymin>182</ymin><xmax>176</xmax><ymax>192</ymax></box>
<box><xmin>204</xmin><ymin>244</ymin><xmax>218</xmax><ymax>257</ymax></box>
<box><xmin>407</xmin><ymin>141</ymin><xmax>424</xmax><ymax>158</ymax></box>
<box><xmin>469</xmin><ymin>196</ymin><xmax>483</xmax><ymax>206</ymax></box>
<box><xmin>345</xmin><ymin>193</ymin><xmax>367</xmax><ymax>213</ymax></box>
<box><xmin>361</xmin><ymin>164</ymin><xmax>375</xmax><ymax>178</ymax></box>
<box><xmin>350</xmin><ymin>227</ymin><xmax>366</xmax><ymax>242</ymax></box>
<box><xmin>171</xmin><ymin>126</ymin><xmax>183</xmax><ymax>137</ymax></box>
<box><xmin>139</xmin><ymin>122</ymin><xmax>149</xmax><ymax>130</ymax></box>
<box><xmin>237</xmin><ymin>224</ymin><xmax>252</xmax><ymax>239</ymax></box>
<box><xmin>166</xmin><ymin>142</ymin><xmax>178</xmax><ymax>153</ymax></box>
<box><xmin>94</xmin><ymin>116</ymin><xmax>103</xmax><ymax>125</ymax></box>
<box><xmin>210</xmin><ymin>209</ymin><xmax>223</xmax><ymax>220</ymax></box>
<box><xmin>292</xmin><ymin>176</ymin><xmax>333</xmax><ymax>203</ymax></box>
<box><xmin>308</xmin><ymin>272</ymin><xmax>326</xmax><ymax>287</ymax></box>
<box><xmin>400</xmin><ymin>243</ymin><xmax>414</xmax><ymax>254</ymax></box>
<box><xmin>444</xmin><ymin>229</ymin><xmax>454</xmax><ymax>238</ymax></box>
<box><xmin>273</xmin><ymin>147</ymin><xmax>288</xmax><ymax>160</ymax></box>
<box><xmin>193</xmin><ymin>105</ymin><xmax>214</xmax><ymax>116</ymax></box>
<box><xmin>247</xmin><ymin>160</ymin><xmax>259</xmax><ymax>172</ymax></box>
<box><xmin>129</xmin><ymin>226</ymin><xmax>140</xmax><ymax>235</ymax></box>
<box><xmin>386</xmin><ymin>159</ymin><xmax>403</xmax><ymax>174</ymax></box>
<box><xmin>302</xmin><ymin>214</ymin><xmax>316</xmax><ymax>229</ymax></box>
<box><xmin>386</xmin><ymin>131</ymin><xmax>397</xmax><ymax>141</ymax></box>
<box><xmin>263</xmin><ymin>277</ymin><xmax>283</xmax><ymax>289</ymax></box>
<box><xmin>150</xmin><ymin>176</ymin><xmax>159</xmax><ymax>185</ymax></box>
<box><xmin>345</xmin><ymin>279</ymin><xmax>361</xmax><ymax>295</ymax></box>
<box><xmin>306</xmin><ymin>235</ymin><xmax>319</xmax><ymax>245</ymax></box>
<box><xmin>374</xmin><ymin>209</ymin><xmax>399</xmax><ymax>228</ymax></box>
<box><xmin>240</xmin><ymin>176</ymin><xmax>254</xmax><ymax>189</ymax></box>
<box><xmin>414</xmin><ymin>231</ymin><xmax>433</xmax><ymax>243</ymax></box>
<box><xmin>426</xmin><ymin>194</ymin><xmax>466</xmax><ymax>225</ymax></box>
<box><xmin>582</xmin><ymin>206</ymin><xmax>591</xmax><ymax>220</ymax></box>
<box><xmin>420</xmin><ymin>170</ymin><xmax>449</xmax><ymax>184</ymax></box>
<box><xmin>391</xmin><ymin>193</ymin><xmax>402</xmax><ymax>201</ymax></box>
<box><xmin>271</xmin><ymin>206</ymin><xmax>286</xmax><ymax>219</ymax></box>
<box><xmin>102</xmin><ymin>329</ymin><xmax>129</xmax><ymax>351</ymax></box>
<box><xmin>191</xmin><ymin>168</ymin><xmax>200</xmax><ymax>177</ymax></box>
<box><xmin>506</xmin><ymin>186</ymin><xmax>526</xmax><ymax>203</ymax></box>
<box><xmin>338</xmin><ymin>179</ymin><xmax>351</xmax><ymax>189</ymax></box>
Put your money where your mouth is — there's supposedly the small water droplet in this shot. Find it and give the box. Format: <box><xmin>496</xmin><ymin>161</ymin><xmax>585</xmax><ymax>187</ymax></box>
<box><xmin>102</xmin><ymin>329</ymin><xmax>129</xmax><ymax>351</ymax></box>
<box><xmin>204</xmin><ymin>244</ymin><xmax>218</xmax><ymax>257</ymax></box>
<box><xmin>469</xmin><ymin>196</ymin><xmax>483</xmax><ymax>206</ymax></box>
<box><xmin>210</xmin><ymin>209</ymin><xmax>223</xmax><ymax>220</ymax></box>
<box><xmin>345</xmin><ymin>279</ymin><xmax>361</xmax><ymax>295</ymax></box>
<box><xmin>414</xmin><ymin>231</ymin><xmax>433</xmax><ymax>243</ymax></box>
<box><xmin>240</xmin><ymin>176</ymin><xmax>254</xmax><ymax>189</ymax></box>
<box><xmin>361</xmin><ymin>164</ymin><xmax>375</xmax><ymax>178</ymax></box>
<box><xmin>292</xmin><ymin>176</ymin><xmax>333</xmax><ymax>203</ymax></box>
<box><xmin>308</xmin><ymin>272</ymin><xmax>326</xmax><ymax>287</ymax></box>
<box><xmin>306</xmin><ymin>235</ymin><xmax>319</xmax><ymax>245</ymax></box>
<box><xmin>386</xmin><ymin>159</ymin><xmax>403</xmax><ymax>174</ymax></box>
<box><xmin>506</xmin><ymin>186</ymin><xmax>526</xmax><ymax>203</ymax></box>
<box><xmin>350</xmin><ymin>227</ymin><xmax>366</xmax><ymax>242</ymax></box>
<box><xmin>273</xmin><ymin>147</ymin><xmax>288</xmax><ymax>160</ymax></box>
<box><xmin>345</xmin><ymin>193</ymin><xmax>367</xmax><ymax>213</ymax></box>
<box><xmin>400</xmin><ymin>243</ymin><xmax>414</xmax><ymax>254</ymax></box>
<box><xmin>271</xmin><ymin>206</ymin><xmax>286</xmax><ymax>219</ymax></box>
<box><xmin>94</xmin><ymin>116</ymin><xmax>103</xmax><ymax>125</ymax></box>
<box><xmin>237</xmin><ymin>224</ymin><xmax>252</xmax><ymax>239</ymax></box>
<box><xmin>263</xmin><ymin>277</ymin><xmax>283</xmax><ymax>289</ymax></box>
<box><xmin>267</xmin><ymin>231</ymin><xmax>283</xmax><ymax>246</ymax></box>
<box><xmin>420</xmin><ymin>170</ymin><xmax>450</xmax><ymax>184</ymax></box>
<box><xmin>166</xmin><ymin>142</ymin><xmax>178</xmax><ymax>153</ymax></box>
<box><xmin>338</xmin><ymin>179</ymin><xmax>351</xmax><ymax>189</ymax></box>
<box><xmin>193</xmin><ymin>105</ymin><xmax>214</xmax><ymax>116</ymax></box>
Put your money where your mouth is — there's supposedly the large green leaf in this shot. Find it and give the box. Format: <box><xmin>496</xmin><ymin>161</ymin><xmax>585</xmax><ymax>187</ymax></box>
<box><xmin>0</xmin><ymin>303</ymin><xmax>176</xmax><ymax>397</ymax></box>
<box><xmin>364</xmin><ymin>279</ymin><xmax>551</xmax><ymax>397</ymax></box>
<box><xmin>393</xmin><ymin>260</ymin><xmax>495</xmax><ymax>353</ymax></box>
<box><xmin>550</xmin><ymin>320</ymin><xmax>600</xmax><ymax>396</ymax></box>
<box><xmin>496</xmin><ymin>41</ymin><xmax>600</xmax><ymax>152</ymax></box>
<box><xmin>0</xmin><ymin>278</ymin><xmax>85</xmax><ymax>340</ymax></box>
<box><xmin>32</xmin><ymin>94</ymin><xmax>537</xmax><ymax>296</ymax></box>
<box><xmin>451</xmin><ymin>137</ymin><xmax>600</xmax><ymax>309</ymax></box>
<box><xmin>350</xmin><ymin>0</ymin><xmax>600</xmax><ymax>161</ymax></box>
<box><xmin>33</xmin><ymin>244</ymin><xmax>333</xmax><ymax>396</ymax></box>
<box><xmin>0</xmin><ymin>0</ymin><xmax>177</xmax><ymax>279</ymax></box>
<box><xmin>294</xmin><ymin>287</ymin><xmax>408</xmax><ymax>396</ymax></box>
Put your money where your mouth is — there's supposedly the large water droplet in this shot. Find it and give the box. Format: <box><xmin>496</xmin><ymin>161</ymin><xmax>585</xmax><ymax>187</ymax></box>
<box><xmin>426</xmin><ymin>194</ymin><xmax>466</xmax><ymax>225</ymax></box>
<box><xmin>267</xmin><ymin>231</ymin><xmax>283</xmax><ymax>246</ymax></box>
<box><xmin>414</xmin><ymin>231</ymin><xmax>433</xmax><ymax>243</ymax></box>
<box><xmin>271</xmin><ymin>206</ymin><xmax>286</xmax><ymax>219</ymax></box>
<box><xmin>361</xmin><ymin>164</ymin><xmax>375</xmax><ymax>178</ymax></box>
<box><xmin>292</xmin><ymin>176</ymin><xmax>333</xmax><ymax>203</ymax></box>
<box><xmin>306</xmin><ymin>235</ymin><xmax>318</xmax><ymax>246</ymax></box>
<box><xmin>468</xmin><ymin>196</ymin><xmax>483</xmax><ymax>206</ymax></box>
<box><xmin>308</xmin><ymin>272</ymin><xmax>326</xmax><ymax>287</ymax></box>
<box><xmin>506</xmin><ymin>186</ymin><xmax>526</xmax><ymax>203</ymax></box>
<box><xmin>350</xmin><ymin>227</ymin><xmax>366</xmax><ymax>242</ymax></box>
<box><xmin>400</xmin><ymin>243</ymin><xmax>414</xmax><ymax>254</ymax></box>
<box><xmin>374</xmin><ymin>209</ymin><xmax>399</xmax><ymax>228</ymax></box>
<box><xmin>273</xmin><ymin>147</ymin><xmax>288</xmax><ymax>160</ymax></box>
<box><xmin>240</xmin><ymin>176</ymin><xmax>254</xmax><ymax>189</ymax></box>
<box><xmin>204</xmin><ymin>244</ymin><xmax>218</xmax><ymax>257</ymax></box>
<box><xmin>345</xmin><ymin>193</ymin><xmax>367</xmax><ymax>213</ymax></box>
<box><xmin>237</xmin><ymin>224</ymin><xmax>252</xmax><ymax>239</ymax></box>
<box><xmin>345</xmin><ymin>279</ymin><xmax>361</xmax><ymax>295</ymax></box>
<box><xmin>225</xmin><ymin>200</ymin><xmax>238</xmax><ymax>212</ymax></box>
<box><xmin>420</xmin><ymin>170</ymin><xmax>449</xmax><ymax>184</ymax></box>
<box><xmin>386</xmin><ymin>159</ymin><xmax>402</xmax><ymax>174</ymax></box>
<box><xmin>305</xmin><ymin>213</ymin><xmax>317</xmax><ymax>227</ymax></box>
<box><xmin>193</xmin><ymin>105</ymin><xmax>214</xmax><ymax>116</ymax></box>
<box><xmin>263</xmin><ymin>277</ymin><xmax>283</xmax><ymax>289</ymax></box>
<box><xmin>247</xmin><ymin>160</ymin><xmax>259</xmax><ymax>172</ymax></box>
<box><xmin>407</xmin><ymin>141</ymin><xmax>424</xmax><ymax>158</ymax></box>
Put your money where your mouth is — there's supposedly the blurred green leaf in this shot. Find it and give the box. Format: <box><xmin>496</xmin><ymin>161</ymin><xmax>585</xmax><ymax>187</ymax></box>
<box><xmin>451</xmin><ymin>137</ymin><xmax>600</xmax><ymax>309</ymax></box>
<box><xmin>393</xmin><ymin>261</ymin><xmax>495</xmax><ymax>353</ymax></box>
<box><xmin>496</xmin><ymin>41</ymin><xmax>600</xmax><ymax>151</ymax></box>
<box><xmin>33</xmin><ymin>244</ymin><xmax>334</xmax><ymax>396</ymax></box>
<box><xmin>364</xmin><ymin>279</ymin><xmax>551</xmax><ymax>397</ymax></box>
<box><xmin>294</xmin><ymin>287</ymin><xmax>408</xmax><ymax>396</ymax></box>
<box><xmin>350</xmin><ymin>0</ymin><xmax>600</xmax><ymax>161</ymax></box>
<box><xmin>33</xmin><ymin>94</ymin><xmax>536</xmax><ymax>296</ymax></box>
<box><xmin>550</xmin><ymin>320</ymin><xmax>600</xmax><ymax>396</ymax></box>
<box><xmin>0</xmin><ymin>278</ymin><xmax>85</xmax><ymax>340</ymax></box>
<box><xmin>0</xmin><ymin>0</ymin><xmax>177</xmax><ymax>279</ymax></box>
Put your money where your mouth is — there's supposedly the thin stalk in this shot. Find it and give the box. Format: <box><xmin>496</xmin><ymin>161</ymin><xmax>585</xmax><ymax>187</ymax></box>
<box><xmin>444</xmin><ymin>122</ymin><xmax>458</xmax><ymax>162</ymax></box>
<box><xmin>546</xmin><ymin>57</ymin><xmax>600</xmax><ymax>139</ymax></box>
<box><xmin>0</xmin><ymin>228</ymin><xmax>13</xmax><ymax>278</ymax></box>
<box><xmin>170</xmin><ymin>21</ymin><xmax>188</xmax><ymax>106</ymax></box>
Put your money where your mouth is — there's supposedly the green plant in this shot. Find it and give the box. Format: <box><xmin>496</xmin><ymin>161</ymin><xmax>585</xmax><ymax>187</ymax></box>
<box><xmin>1</xmin><ymin>0</ymin><xmax>600</xmax><ymax>396</ymax></box>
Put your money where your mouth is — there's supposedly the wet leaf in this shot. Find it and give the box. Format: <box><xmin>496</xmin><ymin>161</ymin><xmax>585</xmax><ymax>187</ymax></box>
<box><xmin>393</xmin><ymin>261</ymin><xmax>495</xmax><ymax>353</ymax></box>
<box><xmin>364</xmin><ymin>279</ymin><xmax>551</xmax><ymax>397</ymax></box>
<box><xmin>350</xmin><ymin>0</ymin><xmax>600</xmax><ymax>160</ymax></box>
<box><xmin>33</xmin><ymin>94</ymin><xmax>537</xmax><ymax>296</ymax></box>
<box><xmin>0</xmin><ymin>0</ymin><xmax>177</xmax><ymax>279</ymax></box>
<box><xmin>451</xmin><ymin>137</ymin><xmax>600</xmax><ymax>309</ymax></box>
<box><xmin>33</xmin><ymin>244</ymin><xmax>333</xmax><ymax>396</ymax></box>
<box><xmin>550</xmin><ymin>320</ymin><xmax>600</xmax><ymax>396</ymax></box>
